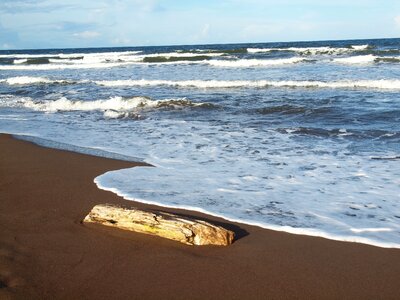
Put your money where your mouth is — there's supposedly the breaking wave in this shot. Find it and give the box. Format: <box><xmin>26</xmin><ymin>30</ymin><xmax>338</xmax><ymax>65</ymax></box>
<box><xmin>186</xmin><ymin>48</ymin><xmax>248</xmax><ymax>54</ymax></box>
<box><xmin>0</xmin><ymin>95</ymin><xmax>215</xmax><ymax>117</ymax></box>
<box><xmin>95</xmin><ymin>79</ymin><xmax>400</xmax><ymax>90</ymax></box>
<box><xmin>351</xmin><ymin>44</ymin><xmax>370</xmax><ymax>50</ymax></box>
<box><xmin>332</xmin><ymin>55</ymin><xmax>400</xmax><ymax>64</ymax></box>
<box><xmin>142</xmin><ymin>55</ymin><xmax>213</xmax><ymax>63</ymax></box>
<box><xmin>247</xmin><ymin>46</ymin><xmax>353</xmax><ymax>55</ymax></box>
<box><xmin>247</xmin><ymin>45</ymin><xmax>371</xmax><ymax>55</ymax></box>
<box><xmin>207</xmin><ymin>57</ymin><xmax>307</xmax><ymax>67</ymax></box>
<box><xmin>333</xmin><ymin>55</ymin><xmax>377</xmax><ymax>64</ymax></box>
<box><xmin>0</xmin><ymin>76</ymin><xmax>78</xmax><ymax>85</ymax></box>
<box><xmin>1</xmin><ymin>46</ymin><xmax>397</xmax><ymax>70</ymax></box>
<box><xmin>0</xmin><ymin>50</ymin><xmax>227</xmax><ymax>69</ymax></box>
<box><xmin>3</xmin><ymin>76</ymin><xmax>400</xmax><ymax>90</ymax></box>
<box><xmin>0</xmin><ymin>61</ymin><xmax>133</xmax><ymax>70</ymax></box>
<box><xmin>375</xmin><ymin>56</ymin><xmax>400</xmax><ymax>63</ymax></box>
<box><xmin>0</xmin><ymin>50</ymin><xmax>143</xmax><ymax>70</ymax></box>
<box><xmin>0</xmin><ymin>51</ymin><xmax>141</xmax><ymax>60</ymax></box>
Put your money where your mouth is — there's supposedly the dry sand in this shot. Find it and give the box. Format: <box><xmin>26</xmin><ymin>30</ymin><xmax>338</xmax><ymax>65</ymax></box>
<box><xmin>1</xmin><ymin>133</ymin><xmax>400</xmax><ymax>299</ymax></box>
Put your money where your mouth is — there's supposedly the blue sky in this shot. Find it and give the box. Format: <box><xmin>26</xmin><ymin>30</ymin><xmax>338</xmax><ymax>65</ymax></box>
<box><xmin>1</xmin><ymin>0</ymin><xmax>400</xmax><ymax>49</ymax></box>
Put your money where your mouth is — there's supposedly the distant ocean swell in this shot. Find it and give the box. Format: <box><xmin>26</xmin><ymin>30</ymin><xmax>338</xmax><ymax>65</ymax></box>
<box><xmin>0</xmin><ymin>56</ymin><xmax>398</xmax><ymax>70</ymax></box>
<box><xmin>0</xmin><ymin>44</ymin><xmax>399</xmax><ymax>70</ymax></box>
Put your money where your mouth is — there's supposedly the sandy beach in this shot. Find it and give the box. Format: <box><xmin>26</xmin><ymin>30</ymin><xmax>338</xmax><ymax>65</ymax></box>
<box><xmin>1</xmin><ymin>133</ymin><xmax>400</xmax><ymax>299</ymax></box>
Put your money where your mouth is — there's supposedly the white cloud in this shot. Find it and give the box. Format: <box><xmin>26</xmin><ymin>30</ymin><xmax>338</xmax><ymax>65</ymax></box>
<box><xmin>72</xmin><ymin>31</ymin><xmax>100</xmax><ymax>39</ymax></box>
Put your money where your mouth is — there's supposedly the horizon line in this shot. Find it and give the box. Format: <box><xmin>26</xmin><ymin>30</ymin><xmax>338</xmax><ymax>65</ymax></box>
<box><xmin>1</xmin><ymin>36</ymin><xmax>399</xmax><ymax>52</ymax></box>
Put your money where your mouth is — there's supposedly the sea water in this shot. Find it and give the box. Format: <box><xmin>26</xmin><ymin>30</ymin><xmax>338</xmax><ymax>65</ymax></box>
<box><xmin>1</xmin><ymin>38</ymin><xmax>399</xmax><ymax>248</ymax></box>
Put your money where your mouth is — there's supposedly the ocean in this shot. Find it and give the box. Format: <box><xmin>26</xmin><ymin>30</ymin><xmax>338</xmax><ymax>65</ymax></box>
<box><xmin>0</xmin><ymin>38</ymin><xmax>399</xmax><ymax>248</ymax></box>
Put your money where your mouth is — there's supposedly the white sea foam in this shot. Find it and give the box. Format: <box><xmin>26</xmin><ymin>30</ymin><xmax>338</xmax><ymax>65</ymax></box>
<box><xmin>3</xmin><ymin>76</ymin><xmax>400</xmax><ymax>90</ymax></box>
<box><xmin>141</xmin><ymin>52</ymin><xmax>224</xmax><ymax>58</ymax></box>
<box><xmin>89</xmin><ymin>106</ymin><xmax>400</xmax><ymax>250</ymax></box>
<box><xmin>95</xmin><ymin>79</ymin><xmax>267</xmax><ymax>88</ymax></box>
<box><xmin>72</xmin><ymin>51</ymin><xmax>142</xmax><ymax>64</ymax></box>
<box><xmin>19</xmin><ymin>96</ymin><xmax>160</xmax><ymax>112</ymax></box>
<box><xmin>247</xmin><ymin>46</ymin><xmax>352</xmax><ymax>55</ymax></box>
<box><xmin>0</xmin><ymin>50</ymin><xmax>144</xmax><ymax>70</ymax></box>
<box><xmin>207</xmin><ymin>57</ymin><xmax>306</xmax><ymax>67</ymax></box>
<box><xmin>333</xmin><ymin>55</ymin><xmax>377</xmax><ymax>64</ymax></box>
<box><xmin>370</xmin><ymin>155</ymin><xmax>400</xmax><ymax>160</ymax></box>
<box><xmin>350</xmin><ymin>227</ymin><xmax>392</xmax><ymax>233</ymax></box>
<box><xmin>94</xmin><ymin>157</ymin><xmax>400</xmax><ymax>249</ymax></box>
<box><xmin>246</xmin><ymin>48</ymin><xmax>275</xmax><ymax>53</ymax></box>
<box><xmin>95</xmin><ymin>79</ymin><xmax>400</xmax><ymax>90</ymax></box>
<box><xmin>0</xmin><ymin>48</ymin><xmax>386</xmax><ymax>71</ymax></box>
<box><xmin>31</xmin><ymin>97</ymin><xmax>143</xmax><ymax>112</ymax></box>
<box><xmin>375</xmin><ymin>56</ymin><xmax>400</xmax><ymax>63</ymax></box>
<box><xmin>0</xmin><ymin>76</ymin><xmax>76</xmax><ymax>85</ymax></box>
<box><xmin>103</xmin><ymin>110</ymin><xmax>143</xmax><ymax>120</ymax></box>
<box><xmin>103</xmin><ymin>110</ymin><xmax>128</xmax><ymax>119</ymax></box>
<box><xmin>0</xmin><ymin>50</ymin><xmax>142</xmax><ymax>59</ymax></box>
<box><xmin>248</xmin><ymin>45</ymin><xmax>371</xmax><ymax>55</ymax></box>
<box><xmin>1</xmin><ymin>95</ymin><xmax>207</xmax><ymax>113</ymax></box>
<box><xmin>13</xmin><ymin>59</ymin><xmax>28</xmax><ymax>64</ymax></box>
<box><xmin>0</xmin><ymin>50</ymin><xmax>225</xmax><ymax>69</ymax></box>
<box><xmin>351</xmin><ymin>44</ymin><xmax>369</xmax><ymax>50</ymax></box>
<box><xmin>0</xmin><ymin>62</ymin><xmax>133</xmax><ymax>70</ymax></box>
<box><xmin>0</xmin><ymin>54</ymin><xmax>60</xmax><ymax>59</ymax></box>
<box><xmin>48</xmin><ymin>58</ymin><xmax>72</xmax><ymax>64</ymax></box>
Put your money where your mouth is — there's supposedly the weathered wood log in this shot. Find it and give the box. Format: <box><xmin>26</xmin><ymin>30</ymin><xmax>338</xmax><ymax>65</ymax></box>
<box><xmin>83</xmin><ymin>204</ymin><xmax>235</xmax><ymax>246</ymax></box>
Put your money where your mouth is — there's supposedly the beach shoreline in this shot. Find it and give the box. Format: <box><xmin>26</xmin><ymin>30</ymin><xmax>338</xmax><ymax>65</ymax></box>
<box><xmin>1</xmin><ymin>133</ymin><xmax>400</xmax><ymax>299</ymax></box>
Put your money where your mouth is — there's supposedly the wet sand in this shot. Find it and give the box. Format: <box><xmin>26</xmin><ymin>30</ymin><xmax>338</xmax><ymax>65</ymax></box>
<box><xmin>1</xmin><ymin>133</ymin><xmax>399</xmax><ymax>299</ymax></box>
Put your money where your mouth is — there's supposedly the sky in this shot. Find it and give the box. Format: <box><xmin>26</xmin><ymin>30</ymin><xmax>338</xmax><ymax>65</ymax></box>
<box><xmin>1</xmin><ymin>0</ymin><xmax>400</xmax><ymax>50</ymax></box>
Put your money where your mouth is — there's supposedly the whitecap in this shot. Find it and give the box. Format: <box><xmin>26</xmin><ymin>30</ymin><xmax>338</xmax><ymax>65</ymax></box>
<box><xmin>333</xmin><ymin>55</ymin><xmax>377</xmax><ymax>64</ymax></box>
<box><xmin>0</xmin><ymin>62</ymin><xmax>132</xmax><ymax>70</ymax></box>
<box><xmin>0</xmin><ymin>76</ymin><xmax>75</xmax><ymax>85</ymax></box>
<box><xmin>247</xmin><ymin>46</ymin><xmax>352</xmax><ymax>55</ymax></box>
<box><xmin>351</xmin><ymin>44</ymin><xmax>369</xmax><ymax>50</ymax></box>
<box><xmin>13</xmin><ymin>59</ymin><xmax>28</xmax><ymax>64</ymax></box>
<box><xmin>94</xmin><ymin>79</ymin><xmax>400</xmax><ymax>90</ymax></box>
<box><xmin>0</xmin><ymin>50</ymin><xmax>142</xmax><ymax>59</ymax></box>
<box><xmin>207</xmin><ymin>57</ymin><xmax>306</xmax><ymax>67</ymax></box>
<box><xmin>0</xmin><ymin>50</ymin><xmax>144</xmax><ymax>70</ymax></box>
<box><xmin>1</xmin><ymin>95</ymin><xmax>211</xmax><ymax>113</ymax></box>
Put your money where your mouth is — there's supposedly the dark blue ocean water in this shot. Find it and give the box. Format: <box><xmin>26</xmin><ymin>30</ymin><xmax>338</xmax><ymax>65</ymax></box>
<box><xmin>1</xmin><ymin>38</ymin><xmax>399</xmax><ymax>247</ymax></box>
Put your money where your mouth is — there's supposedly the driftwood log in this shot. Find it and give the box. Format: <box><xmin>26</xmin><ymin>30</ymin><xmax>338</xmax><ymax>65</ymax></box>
<box><xmin>83</xmin><ymin>204</ymin><xmax>235</xmax><ymax>246</ymax></box>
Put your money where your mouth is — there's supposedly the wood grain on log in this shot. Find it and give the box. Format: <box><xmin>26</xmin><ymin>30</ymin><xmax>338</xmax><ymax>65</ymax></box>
<box><xmin>83</xmin><ymin>204</ymin><xmax>235</xmax><ymax>246</ymax></box>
